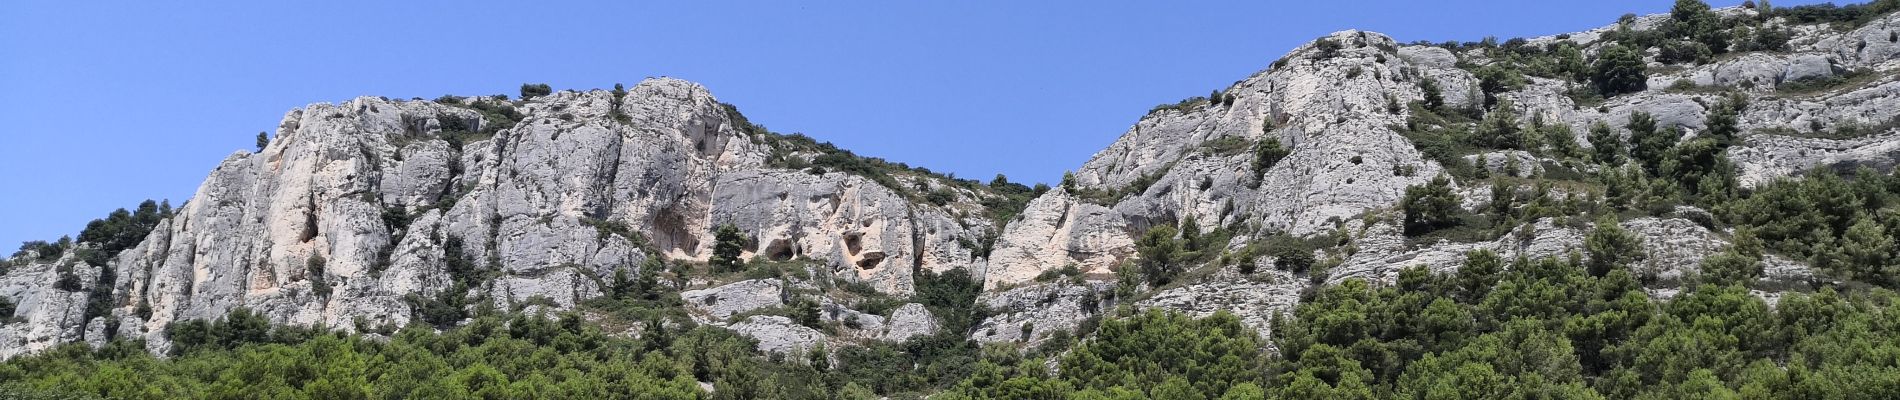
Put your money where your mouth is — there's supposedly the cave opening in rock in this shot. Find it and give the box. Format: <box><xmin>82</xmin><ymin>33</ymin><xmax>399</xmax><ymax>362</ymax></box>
<box><xmin>651</xmin><ymin>208</ymin><xmax>699</xmax><ymax>256</ymax></box>
<box><xmin>855</xmin><ymin>251</ymin><xmax>886</xmax><ymax>270</ymax></box>
<box><xmin>764</xmin><ymin>238</ymin><xmax>795</xmax><ymax>261</ymax></box>
<box><xmin>843</xmin><ymin>232</ymin><xmax>863</xmax><ymax>257</ymax></box>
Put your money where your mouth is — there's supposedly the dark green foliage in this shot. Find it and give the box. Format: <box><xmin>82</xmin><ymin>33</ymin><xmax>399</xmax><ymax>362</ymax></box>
<box><xmin>924</xmin><ymin>187</ymin><xmax>956</xmax><ymax>206</ymax></box>
<box><xmin>305</xmin><ymin>255</ymin><xmax>330</xmax><ymax>298</ymax></box>
<box><xmin>518</xmin><ymin>83</ymin><xmax>552</xmax><ymax>100</ymax></box>
<box><xmin>404</xmin><ymin>237</ymin><xmax>491</xmax><ymax>327</ymax></box>
<box><xmin>379</xmin><ymin>207</ymin><xmax>412</xmax><ymax>235</ymax></box>
<box><xmin>608</xmin><ymin>83</ymin><xmax>630</xmax><ymax>123</ymax></box>
<box><xmin>75</xmin><ymin>200</ymin><xmax>169</xmax><ymax>260</ymax></box>
<box><xmin>1402</xmin><ymin>176</ymin><xmax>1463</xmax><ymax>236</ymax></box>
<box><xmin>1698</xmin><ymin>247</ymin><xmax>1763</xmax><ymax>287</ymax></box>
<box><xmin>1488</xmin><ymin>177</ymin><xmax>1518</xmax><ymax>219</ymax></box>
<box><xmin>1532</xmin><ymin>114</ymin><xmax>1581</xmax><ymax>159</ymax></box>
<box><xmin>1271</xmin><ymin>251</ymin><xmax>1900</xmax><ymax>398</ymax></box>
<box><xmin>0</xmin><ymin>296</ymin><xmax>13</xmax><ymax>321</ymax></box>
<box><xmin>1657</xmin><ymin>39</ymin><xmax>1713</xmax><ymax>64</ymax></box>
<box><xmin>1669</xmin><ymin>0</ymin><xmax>1733</xmax><ymax>60</ymax></box>
<box><xmin>1061</xmin><ymin>310</ymin><xmax>1262</xmax><ymax>398</ymax></box>
<box><xmin>1626</xmin><ymin>111</ymin><xmax>1675</xmax><ymax>175</ymax></box>
<box><xmin>1661</xmin><ymin>137</ymin><xmax>1737</xmax><ymax>205</ymax></box>
<box><xmin>789</xmin><ymin>297</ymin><xmax>822</xmax><ymax>330</ymax></box>
<box><xmin>1591</xmin><ymin>45</ymin><xmax>1648</xmax><ymax>97</ymax></box>
<box><xmin>1735</xmin><ymin>24</ymin><xmax>1792</xmax><ymax>52</ymax></box>
<box><xmin>1473</xmin><ymin>98</ymin><xmax>1523</xmax><ymax>149</ymax></box>
<box><xmin>913</xmin><ymin>267</ymin><xmax>984</xmax><ymax>334</ymax></box>
<box><xmin>1726</xmin><ymin>168</ymin><xmax>1900</xmax><ymax>286</ymax></box>
<box><xmin>12</xmin><ymin>240</ymin><xmax>63</xmax><ymax>262</ymax></box>
<box><xmin>254</xmin><ymin>131</ymin><xmax>268</xmax><ymax>152</ymax></box>
<box><xmin>1269</xmin><ymin>235</ymin><xmax>1317</xmax><ymax>274</ymax></box>
<box><xmin>1251</xmin><ymin>137</ymin><xmax>1291</xmax><ymax>179</ymax></box>
<box><xmin>52</xmin><ymin>264</ymin><xmax>82</xmax><ymax>292</ymax></box>
<box><xmin>1419</xmin><ymin>78</ymin><xmax>1445</xmax><ymax>112</ymax></box>
<box><xmin>1774</xmin><ymin>0</ymin><xmax>1900</xmax><ymax>28</ymax></box>
<box><xmin>750</xmin><ymin>116</ymin><xmax>1000</xmax><ymax>210</ymax></box>
<box><xmin>1135</xmin><ymin>225</ymin><xmax>1185</xmax><ymax>286</ymax></box>
<box><xmin>435</xmin><ymin>98</ymin><xmax>526</xmax><ymax>149</ymax></box>
<box><xmin>1584</xmin><ymin>216</ymin><xmax>1645</xmax><ymax>277</ymax></box>
<box><xmin>1399</xmin><ymin>101</ymin><xmax>1484</xmax><ymax>180</ymax></box>
<box><xmin>1148</xmin><ymin>95</ymin><xmax>1211</xmax><ymax>114</ymax></box>
<box><xmin>52</xmin><ymin>200</ymin><xmax>174</xmax><ymax>331</ymax></box>
<box><xmin>1314</xmin><ymin>37</ymin><xmax>1344</xmax><ymax>58</ymax></box>
<box><xmin>710</xmin><ymin>224</ymin><xmax>746</xmax><ymax>273</ymax></box>
<box><xmin>13</xmin><ymin>309</ymin><xmax>793</xmax><ymax>398</ymax></box>
<box><xmin>1473</xmin><ymin>65</ymin><xmax>1525</xmax><ymax>108</ymax></box>
<box><xmin>1033</xmin><ymin>264</ymin><xmax>1083</xmax><ymax>283</ymax></box>
<box><xmin>943</xmin><ymin>309</ymin><xmax>1261</xmax><ymax>399</ymax></box>
<box><xmin>1703</xmin><ymin>94</ymin><xmax>1745</xmax><ymax>146</ymax></box>
<box><xmin>1670</xmin><ymin>0</ymin><xmax>1710</xmax><ymax>22</ymax></box>
<box><xmin>165</xmin><ymin>307</ymin><xmax>274</xmax><ymax>356</ymax></box>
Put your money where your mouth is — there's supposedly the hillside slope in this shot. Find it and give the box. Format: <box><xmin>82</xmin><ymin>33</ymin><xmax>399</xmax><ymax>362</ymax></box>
<box><xmin>7</xmin><ymin>1</ymin><xmax>1900</xmax><ymax>398</ymax></box>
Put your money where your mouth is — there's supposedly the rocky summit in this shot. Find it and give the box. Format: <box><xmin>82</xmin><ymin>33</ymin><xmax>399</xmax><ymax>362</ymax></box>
<box><xmin>10</xmin><ymin>2</ymin><xmax>1900</xmax><ymax>398</ymax></box>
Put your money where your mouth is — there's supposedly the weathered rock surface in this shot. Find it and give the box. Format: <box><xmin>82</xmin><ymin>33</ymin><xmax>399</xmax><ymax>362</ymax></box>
<box><xmin>683</xmin><ymin>279</ymin><xmax>784</xmax><ymax>322</ymax></box>
<box><xmin>980</xmin><ymin>190</ymin><xmax>1134</xmax><ymax>289</ymax></box>
<box><xmin>0</xmin><ymin>255</ymin><xmax>97</xmax><ymax>359</ymax></box>
<box><xmin>1136</xmin><ymin>269</ymin><xmax>1304</xmax><ymax>338</ymax></box>
<box><xmin>882</xmin><ymin>303</ymin><xmax>939</xmax><ymax>342</ymax></box>
<box><xmin>972</xmin><ymin>282</ymin><xmax>1111</xmax><ymax>346</ymax></box>
<box><xmin>711</xmin><ymin>169</ymin><xmax>978</xmax><ymax>294</ymax></box>
<box><xmin>0</xmin><ymin>78</ymin><xmax>990</xmax><ymax>357</ymax></box>
<box><xmin>728</xmin><ymin>315</ymin><xmax>828</xmax><ymax>355</ymax></box>
<box><xmin>8</xmin><ymin>7</ymin><xmax>1900</xmax><ymax>360</ymax></box>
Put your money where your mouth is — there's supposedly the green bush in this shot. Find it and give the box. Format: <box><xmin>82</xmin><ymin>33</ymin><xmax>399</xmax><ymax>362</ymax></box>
<box><xmin>1252</xmin><ymin>138</ymin><xmax>1291</xmax><ymax>178</ymax></box>
<box><xmin>1135</xmin><ymin>225</ymin><xmax>1186</xmax><ymax>286</ymax></box>
<box><xmin>1402</xmin><ymin>175</ymin><xmax>1463</xmax><ymax>236</ymax></box>
<box><xmin>518</xmin><ymin>83</ymin><xmax>552</xmax><ymax>100</ymax></box>
<box><xmin>306</xmin><ymin>255</ymin><xmax>331</xmax><ymax>298</ymax></box>
<box><xmin>710</xmin><ymin>224</ymin><xmax>746</xmax><ymax>273</ymax></box>
<box><xmin>924</xmin><ymin>187</ymin><xmax>957</xmax><ymax>206</ymax></box>
<box><xmin>1584</xmin><ymin>216</ymin><xmax>1645</xmax><ymax>277</ymax></box>
<box><xmin>1473</xmin><ymin>99</ymin><xmax>1524</xmax><ymax>149</ymax></box>
<box><xmin>1591</xmin><ymin>45</ymin><xmax>1648</xmax><ymax>97</ymax></box>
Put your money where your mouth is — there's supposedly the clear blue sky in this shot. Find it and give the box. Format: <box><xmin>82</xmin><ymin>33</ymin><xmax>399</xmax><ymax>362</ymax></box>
<box><xmin>0</xmin><ymin>1</ymin><xmax>1839</xmax><ymax>247</ymax></box>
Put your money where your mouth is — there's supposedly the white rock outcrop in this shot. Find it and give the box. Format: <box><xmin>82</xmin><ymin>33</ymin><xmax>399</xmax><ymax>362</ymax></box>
<box><xmin>0</xmin><ymin>78</ymin><xmax>992</xmax><ymax>357</ymax></box>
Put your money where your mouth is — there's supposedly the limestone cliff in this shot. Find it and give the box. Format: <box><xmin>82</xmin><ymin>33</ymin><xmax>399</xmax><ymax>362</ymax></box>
<box><xmin>1</xmin><ymin>78</ymin><xmax>994</xmax><ymax>357</ymax></box>
<box><xmin>8</xmin><ymin>6</ymin><xmax>1900</xmax><ymax>359</ymax></box>
<box><xmin>977</xmin><ymin>7</ymin><xmax>1900</xmax><ymax>342</ymax></box>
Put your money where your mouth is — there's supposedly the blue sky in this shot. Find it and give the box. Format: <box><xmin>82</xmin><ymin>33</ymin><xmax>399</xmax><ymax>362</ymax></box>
<box><xmin>0</xmin><ymin>1</ymin><xmax>1840</xmax><ymax>247</ymax></box>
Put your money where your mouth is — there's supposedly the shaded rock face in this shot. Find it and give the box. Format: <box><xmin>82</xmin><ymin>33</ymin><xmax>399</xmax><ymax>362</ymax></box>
<box><xmin>979</xmin><ymin>190</ymin><xmax>1133</xmax><ymax>289</ymax></box>
<box><xmin>984</xmin><ymin>30</ymin><xmax>1449</xmax><ymax>287</ymax></box>
<box><xmin>0</xmin><ymin>256</ymin><xmax>97</xmax><ymax>359</ymax></box>
<box><xmin>972</xmin><ymin>282</ymin><xmax>1111</xmax><ymax>347</ymax></box>
<box><xmin>0</xmin><ymin>78</ymin><xmax>983</xmax><ymax>357</ymax></box>
<box><xmin>678</xmin><ymin>277</ymin><xmax>941</xmax><ymax>349</ymax></box>
<box><xmin>710</xmin><ymin>170</ymin><xmax>977</xmax><ymax>294</ymax></box>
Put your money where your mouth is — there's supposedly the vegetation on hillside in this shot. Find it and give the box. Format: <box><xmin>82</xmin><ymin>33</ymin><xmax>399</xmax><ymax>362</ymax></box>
<box><xmin>7</xmin><ymin>2</ymin><xmax>1900</xmax><ymax>399</ymax></box>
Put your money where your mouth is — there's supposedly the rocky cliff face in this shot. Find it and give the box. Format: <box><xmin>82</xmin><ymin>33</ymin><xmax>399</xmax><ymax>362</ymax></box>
<box><xmin>975</xmin><ymin>7</ymin><xmax>1900</xmax><ymax>339</ymax></box>
<box><xmin>1</xmin><ymin>78</ymin><xmax>995</xmax><ymax>356</ymax></box>
<box><xmin>7</xmin><ymin>6</ymin><xmax>1900</xmax><ymax>359</ymax></box>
